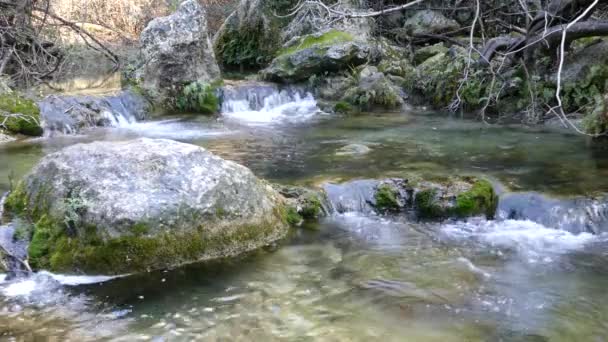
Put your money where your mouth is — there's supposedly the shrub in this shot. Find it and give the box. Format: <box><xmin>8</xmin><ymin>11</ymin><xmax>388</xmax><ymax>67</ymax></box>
<box><xmin>176</xmin><ymin>81</ymin><xmax>220</xmax><ymax>114</ymax></box>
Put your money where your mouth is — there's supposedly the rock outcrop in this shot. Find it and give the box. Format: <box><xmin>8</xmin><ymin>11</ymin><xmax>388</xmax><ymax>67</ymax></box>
<box><xmin>138</xmin><ymin>0</ymin><xmax>221</xmax><ymax>104</ymax></box>
<box><xmin>4</xmin><ymin>138</ymin><xmax>289</xmax><ymax>274</ymax></box>
<box><xmin>213</xmin><ymin>0</ymin><xmax>283</xmax><ymax>70</ymax></box>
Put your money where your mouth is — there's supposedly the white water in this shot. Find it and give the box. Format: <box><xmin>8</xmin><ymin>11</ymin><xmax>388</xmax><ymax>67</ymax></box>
<box><xmin>221</xmin><ymin>90</ymin><xmax>321</xmax><ymax>124</ymax></box>
<box><xmin>442</xmin><ymin>219</ymin><xmax>597</xmax><ymax>262</ymax></box>
<box><xmin>0</xmin><ymin>271</ymin><xmax>119</xmax><ymax>298</ymax></box>
<box><xmin>108</xmin><ymin>118</ymin><xmax>234</xmax><ymax>140</ymax></box>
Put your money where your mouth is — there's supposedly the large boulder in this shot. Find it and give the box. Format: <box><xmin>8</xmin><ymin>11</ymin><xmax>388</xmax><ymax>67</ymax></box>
<box><xmin>4</xmin><ymin>138</ymin><xmax>289</xmax><ymax>274</ymax></box>
<box><xmin>261</xmin><ymin>30</ymin><xmax>373</xmax><ymax>83</ymax></box>
<box><xmin>138</xmin><ymin>0</ymin><xmax>221</xmax><ymax>104</ymax></box>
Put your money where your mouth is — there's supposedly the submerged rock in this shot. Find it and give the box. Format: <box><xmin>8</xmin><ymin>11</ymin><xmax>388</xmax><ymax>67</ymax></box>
<box><xmin>3</xmin><ymin>138</ymin><xmax>289</xmax><ymax>274</ymax></box>
<box><xmin>335</xmin><ymin>144</ymin><xmax>372</xmax><ymax>156</ymax></box>
<box><xmin>137</xmin><ymin>0</ymin><xmax>220</xmax><ymax>103</ymax></box>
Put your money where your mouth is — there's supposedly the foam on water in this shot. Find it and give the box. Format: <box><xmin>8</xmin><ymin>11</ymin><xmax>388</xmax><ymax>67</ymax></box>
<box><xmin>442</xmin><ymin>219</ymin><xmax>597</xmax><ymax>261</ymax></box>
<box><xmin>221</xmin><ymin>88</ymin><xmax>321</xmax><ymax>124</ymax></box>
<box><xmin>0</xmin><ymin>271</ymin><xmax>119</xmax><ymax>298</ymax></box>
<box><xmin>109</xmin><ymin>119</ymin><xmax>234</xmax><ymax>140</ymax></box>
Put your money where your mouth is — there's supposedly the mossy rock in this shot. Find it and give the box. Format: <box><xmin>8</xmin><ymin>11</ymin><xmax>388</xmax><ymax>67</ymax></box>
<box><xmin>273</xmin><ymin>184</ymin><xmax>327</xmax><ymax>221</ymax></box>
<box><xmin>278</xmin><ymin>30</ymin><xmax>354</xmax><ymax>56</ymax></box>
<box><xmin>0</xmin><ymin>94</ymin><xmax>43</xmax><ymax>136</ymax></box>
<box><xmin>374</xmin><ymin>183</ymin><xmax>401</xmax><ymax>212</ymax></box>
<box><xmin>414</xmin><ymin>178</ymin><xmax>498</xmax><ymax>220</ymax></box>
<box><xmin>413</xmin><ymin>43</ymin><xmax>449</xmax><ymax>65</ymax></box>
<box><xmin>261</xmin><ymin>30</ymin><xmax>370</xmax><ymax>82</ymax></box>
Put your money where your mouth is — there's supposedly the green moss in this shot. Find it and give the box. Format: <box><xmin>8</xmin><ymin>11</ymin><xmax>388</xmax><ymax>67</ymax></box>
<box><xmin>130</xmin><ymin>223</ymin><xmax>150</xmax><ymax>237</ymax></box>
<box><xmin>414</xmin><ymin>189</ymin><xmax>443</xmax><ymax>218</ymax></box>
<box><xmin>175</xmin><ymin>81</ymin><xmax>220</xmax><ymax>114</ymax></box>
<box><xmin>28</xmin><ymin>215</ymin><xmax>54</xmax><ymax>269</ymax></box>
<box><xmin>0</xmin><ymin>94</ymin><xmax>43</xmax><ymax>136</ymax></box>
<box><xmin>3</xmin><ymin>181</ymin><xmax>28</xmax><ymax>217</ymax></box>
<box><xmin>375</xmin><ymin>184</ymin><xmax>400</xmax><ymax>212</ymax></box>
<box><xmin>300</xmin><ymin>195</ymin><xmax>323</xmax><ymax>219</ymax></box>
<box><xmin>334</xmin><ymin>101</ymin><xmax>353</xmax><ymax>114</ymax></box>
<box><xmin>279</xmin><ymin>30</ymin><xmax>354</xmax><ymax>56</ymax></box>
<box><xmin>285</xmin><ymin>206</ymin><xmax>303</xmax><ymax>226</ymax></box>
<box><xmin>27</xmin><ymin>213</ymin><xmax>285</xmax><ymax>275</ymax></box>
<box><xmin>454</xmin><ymin>180</ymin><xmax>498</xmax><ymax>218</ymax></box>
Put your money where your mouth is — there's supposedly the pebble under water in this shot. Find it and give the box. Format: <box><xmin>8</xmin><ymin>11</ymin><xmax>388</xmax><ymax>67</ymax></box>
<box><xmin>1</xmin><ymin>88</ymin><xmax>608</xmax><ymax>340</ymax></box>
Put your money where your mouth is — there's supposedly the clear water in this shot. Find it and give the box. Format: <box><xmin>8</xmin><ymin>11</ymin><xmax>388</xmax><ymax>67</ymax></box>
<box><xmin>1</xmin><ymin>101</ymin><xmax>608</xmax><ymax>340</ymax></box>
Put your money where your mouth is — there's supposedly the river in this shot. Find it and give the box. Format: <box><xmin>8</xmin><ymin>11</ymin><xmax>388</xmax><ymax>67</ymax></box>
<box><xmin>0</xmin><ymin>84</ymin><xmax>607</xmax><ymax>340</ymax></box>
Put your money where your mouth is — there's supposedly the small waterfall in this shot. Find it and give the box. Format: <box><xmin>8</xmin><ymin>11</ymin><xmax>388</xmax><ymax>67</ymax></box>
<box><xmin>38</xmin><ymin>90</ymin><xmax>149</xmax><ymax>135</ymax></box>
<box><xmin>497</xmin><ymin>192</ymin><xmax>608</xmax><ymax>235</ymax></box>
<box><xmin>219</xmin><ymin>81</ymin><xmax>320</xmax><ymax>124</ymax></box>
<box><xmin>323</xmin><ymin>180</ymin><xmax>381</xmax><ymax>214</ymax></box>
<box><xmin>323</xmin><ymin>179</ymin><xmax>411</xmax><ymax>215</ymax></box>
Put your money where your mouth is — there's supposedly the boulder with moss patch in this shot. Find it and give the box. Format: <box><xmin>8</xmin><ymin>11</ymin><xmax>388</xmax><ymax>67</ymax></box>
<box><xmin>414</xmin><ymin>178</ymin><xmax>498</xmax><ymax>220</ymax></box>
<box><xmin>3</xmin><ymin>138</ymin><xmax>289</xmax><ymax>274</ymax></box>
<box><xmin>261</xmin><ymin>30</ymin><xmax>373</xmax><ymax>82</ymax></box>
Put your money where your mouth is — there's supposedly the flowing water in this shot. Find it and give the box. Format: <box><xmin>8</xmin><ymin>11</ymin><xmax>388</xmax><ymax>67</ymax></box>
<box><xmin>1</xmin><ymin>84</ymin><xmax>608</xmax><ymax>340</ymax></box>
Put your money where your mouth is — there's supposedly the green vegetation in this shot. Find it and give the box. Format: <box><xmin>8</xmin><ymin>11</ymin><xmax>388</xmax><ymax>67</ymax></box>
<box><xmin>215</xmin><ymin>20</ymin><xmax>281</xmax><ymax>70</ymax></box>
<box><xmin>299</xmin><ymin>194</ymin><xmax>324</xmax><ymax>219</ymax></box>
<box><xmin>375</xmin><ymin>184</ymin><xmax>401</xmax><ymax>212</ymax></box>
<box><xmin>176</xmin><ymin>81</ymin><xmax>220</xmax><ymax>114</ymax></box>
<box><xmin>414</xmin><ymin>189</ymin><xmax>443</xmax><ymax>218</ymax></box>
<box><xmin>279</xmin><ymin>30</ymin><xmax>354</xmax><ymax>56</ymax></box>
<box><xmin>454</xmin><ymin>180</ymin><xmax>498</xmax><ymax>218</ymax></box>
<box><xmin>3</xmin><ymin>181</ymin><xmax>28</xmax><ymax>216</ymax></box>
<box><xmin>334</xmin><ymin>101</ymin><xmax>353</xmax><ymax>114</ymax></box>
<box><xmin>285</xmin><ymin>206</ymin><xmax>303</xmax><ymax>226</ymax></box>
<box><xmin>0</xmin><ymin>94</ymin><xmax>43</xmax><ymax>136</ymax></box>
